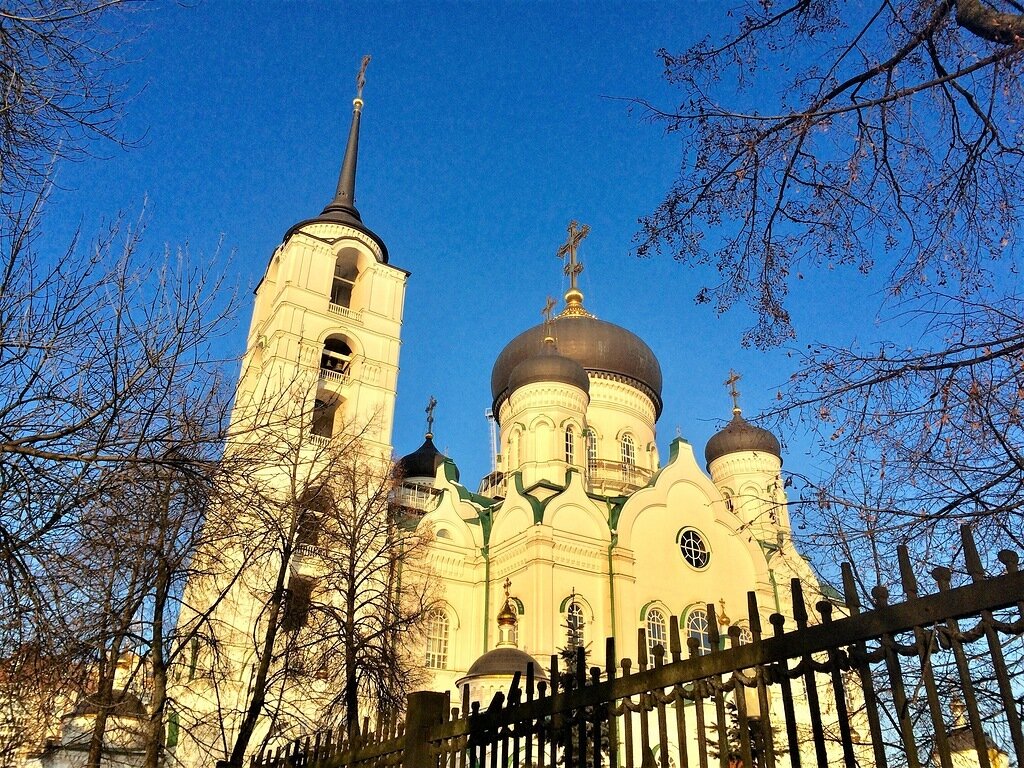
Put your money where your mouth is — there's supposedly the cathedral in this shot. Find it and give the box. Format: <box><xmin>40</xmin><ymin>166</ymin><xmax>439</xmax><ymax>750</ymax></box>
<box><xmin>168</xmin><ymin>70</ymin><xmax>830</xmax><ymax>765</ymax></box>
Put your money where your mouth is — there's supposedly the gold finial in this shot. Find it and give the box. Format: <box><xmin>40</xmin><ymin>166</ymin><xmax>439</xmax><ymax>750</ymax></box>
<box><xmin>503</xmin><ymin>578</ymin><xmax>512</xmax><ymax>599</ymax></box>
<box><xmin>542</xmin><ymin>296</ymin><xmax>557</xmax><ymax>342</ymax></box>
<box><xmin>718</xmin><ymin>598</ymin><xmax>731</xmax><ymax>627</ymax></box>
<box><xmin>725</xmin><ymin>370</ymin><xmax>742</xmax><ymax>415</ymax></box>
<box><xmin>425</xmin><ymin>395</ymin><xmax>437</xmax><ymax>439</ymax></box>
<box><xmin>556</xmin><ymin>220</ymin><xmax>592</xmax><ymax>317</ymax></box>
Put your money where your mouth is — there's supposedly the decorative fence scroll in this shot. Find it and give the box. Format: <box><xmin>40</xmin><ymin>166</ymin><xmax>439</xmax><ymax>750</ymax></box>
<box><xmin>251</xmin><ymin>525</ymin><xmax>1024</xmax><ymax>768</ymax></box>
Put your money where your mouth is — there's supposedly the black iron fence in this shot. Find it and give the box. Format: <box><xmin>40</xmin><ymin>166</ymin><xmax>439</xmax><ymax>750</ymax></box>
<box><xmin>251</xmin><ymin>525</ymin><xmax>1024</xmax><ymax>768</ymax></box>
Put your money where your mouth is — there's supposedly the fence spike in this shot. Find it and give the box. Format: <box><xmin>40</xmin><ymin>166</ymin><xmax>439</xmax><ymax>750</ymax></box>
<box><xmin>871</xmin><ymin>584</ymin><xmax>890</xmax><ymax>607</ymax></box>
<box><xmin>538</xmin><ymin>679</ymin><xmax>548</xmax><ymax>699</ymax></box>
<box><xmin>816</xmin><ymin>600</ymin><xmax>833</xmax><ymax>623</ymax></box>
<box><xmin>621</xmin><ymin>656</ymin><xmax>633</xmax><ymax>676</ymax></box>
<box><xmin>605</xmin><ymin>636</ymin><xmax>617</xmax><ymax>679</ymax></box>
<box><xmin>897</xmin><ymin>544</ymin><xmax>919</xmax><ymax>598</ymax></box>
<box><xmin>961</xmin><ymin>525</ymin><xmax>986</xmax><ymax>581</ymax></box>
<box><xmin>462</xmin><ymin>683</ymin><xmax>470</xmax><ymax>719</ymax></box>
<box><xmin>747</xmin><ymin>591</ymin><xmax>762</xmax><ymax>639</ymax></box>
<box><xmin>769</xmin><ymin>613</ymin><xmax>785</xmax><ymax>637</ymax></box>
<box><xmin>998</xmin><ymin>549</ymin><xmax>1019</xmax><ymax>574</ymax></box>
<box><xmin>550</xmin><ymin>654</ymin><xmax>560</xmax><ymax>695</ymax></box>
<box><xmin>791</xmin><ymin>578</ymin><xmax>808</xmax><ymax>628</ymax></box>
<box><xmin>575</xmin><ymin>645</ymin><xmax>586</xmax><ymax>687</ymax></box>
<box><xmin>931</xmin><ymin>566</ymin><xmax>952</xmax><ymax>591</ymax></box>
<box><xmin>840</xmin><ymin>561</ymin><xmax>862</xmax><ymax>614</ymax></box>
<box><xmin>728</xmin><ymin>624</ymin><xmax>740</xmax><ymax>648</ymax></box>
<box><xmin>669</xmin><ymin>613</ymin><xmax>682</xmax><ymax>661</ymax></box>
<box><xmin>638</xmin><ymin>627</ymin><xmax>648</xmax><ymax>669</ymax></box>
<box><xmin>686</xmin><ymin>635</ymin><xmax>699</xmax><ymax>658</ymax></box>
<box><xmin>526</xmin><ymin>660</ymin><xmax>535</xmax><ymax>702</ymax></box>
<box><xmin>508</xmin><ymin>670</ymin><xmax>522</xmax><ymax>705</ymax></box>
<box><xmin>707</xmin><ymin>601</ymin><xmax>721</xmax><ymax>648</ymax></box>
<box><xmin>489</xmin><ymin>690</ymin><xmax>505</xmax><ymax>712</ymax></box>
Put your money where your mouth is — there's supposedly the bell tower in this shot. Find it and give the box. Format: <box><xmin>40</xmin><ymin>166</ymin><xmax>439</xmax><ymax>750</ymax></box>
<box><xmin>232</xmin><ymin>56</ymin><xmax>407</xmax><ymax>459</ymax></box>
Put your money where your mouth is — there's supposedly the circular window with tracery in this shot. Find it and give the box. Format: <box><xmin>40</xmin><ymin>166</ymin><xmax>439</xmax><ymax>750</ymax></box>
<box><xmin>678</xmin><ymin>529</ymin><xmax>710</xmax><ymax>569</ymax></box>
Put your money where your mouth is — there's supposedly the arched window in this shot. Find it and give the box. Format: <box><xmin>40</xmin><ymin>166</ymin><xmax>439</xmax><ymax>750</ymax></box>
<box><xmin>646</xmin><ymin>608</ymin><xmax>668</xmax><ymax>665</ymax></box>
<box><xmin>320</xmin><ymin>336</ymin><xmax>352</xmax><ymax>376</ymax></box>
<box><xmin>331</xmin><ymin>254</ymin><xmax>359</xmax><ymax>308</ymax></box>
<box><xmin>311</xmin><ymin>398</ymin><xmax>338</xmax><ymax>439</ymax></box>
<box><xmin>566</xmin><ymin>602</ymin><xmax>585</xmax><ymax>649</ymax></box>
<box><xmin>686</xmin><ymin>608</ymin><xmax>712</xmax><ymax>656</ymax></box>
<box><xmin>565</xmin><ymin>426</ymin><xmax>575</xmax><ymax>465</ymax></box>
<box><xmin>585</xmin><ymin>429</ymin><xmax>598</xmax><ymax>476</ymax></box>
<box><xmin>425</xmin><ymin>610</ymin><xmax>449</xmax><ymax>669</ymax></box>
<box><xmin>621</xmin><ymin>434</ymin><xmax>636</xmax><ymax>465</ymax></box>
<box><xmin>621</xmin><ymin>434</ymin><xmax>636</xmax><ymax>481</ymax></box>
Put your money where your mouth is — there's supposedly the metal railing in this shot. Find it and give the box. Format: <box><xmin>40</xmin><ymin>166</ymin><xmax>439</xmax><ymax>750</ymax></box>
<box><xmin>250</xmin><ymin>524</ymin><xmax>1024</xmax><ymax>768</ymax></box>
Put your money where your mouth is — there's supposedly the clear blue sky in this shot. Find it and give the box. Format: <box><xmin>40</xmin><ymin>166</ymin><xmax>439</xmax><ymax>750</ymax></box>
<box><xmin>47</xmin><ymin>1</ymin><xmax>883</xmax><ymax>492</ymax></box>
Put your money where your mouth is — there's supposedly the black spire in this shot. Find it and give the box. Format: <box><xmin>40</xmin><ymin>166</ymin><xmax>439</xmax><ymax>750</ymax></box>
<box><xmin>321</xmin><ymin>55</ymin><xmax>369</xmax><ymax>224</ymax></box>
<box><xmin>284</xmin><ymin>55</ymin><xmax>390</xmax><ymax>262</ymax></box>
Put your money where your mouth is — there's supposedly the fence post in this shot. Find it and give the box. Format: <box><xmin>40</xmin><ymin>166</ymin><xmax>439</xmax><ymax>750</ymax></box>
<box><xmin>403</xmin><ymin>690</ymin><xmax>448</xmax><ymax>768</ymax></box>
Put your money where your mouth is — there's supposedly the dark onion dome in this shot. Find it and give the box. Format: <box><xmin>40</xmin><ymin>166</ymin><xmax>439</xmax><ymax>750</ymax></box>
<box><xmin>492</xmin><ymin>316</ymin><xmax>662</xmax><ymax>417</ymax></box>
<box><xmin>72</xmin><ymin>690</ymin><xmax>146</xmax><ymax>718</ymax></box>
<box><xmin>507</xmin><ymin>339</ymin><xmax>590</xmax><ymax>397</ymax></box>
<box><xmin>396</xmin><ymin>435</ymin><xmax>459</xmax><ymax>483</ymax></box>
<box><xmin>464</xmin><ymin>647</ymin><xmax>550</xmax><ymax>681</ymax></box>
<box><xmin>705</xmin><ymin>410</ymin><xmax>782</xmax><ymax>467</ymax></box>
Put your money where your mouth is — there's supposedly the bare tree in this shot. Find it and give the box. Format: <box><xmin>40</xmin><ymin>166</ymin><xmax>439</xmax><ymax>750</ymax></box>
<box><xmin>638</xmin><ymin>2</ymin><xmax>1024</xmax><ymax>557</ymax></box>
<box><xmin>170</xmin><ymin>399</ymin><xmax>434</xmax><ymax>767</ymax></box>
<box><xmin>0</xmin><ymin>0</ymin><xmax>136</xmax><ymax>194</ymax></box>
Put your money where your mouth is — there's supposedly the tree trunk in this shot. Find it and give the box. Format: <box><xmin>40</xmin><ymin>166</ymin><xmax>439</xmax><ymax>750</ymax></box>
<box><xmin>143</xmin><ymin>556</ymin><xmax>170</xmax><ymax>768</ymax></box>
<box><xmin>228</xmin><ymin>556</ymin><xmax>289</xmax><ymax>765</ymax></box>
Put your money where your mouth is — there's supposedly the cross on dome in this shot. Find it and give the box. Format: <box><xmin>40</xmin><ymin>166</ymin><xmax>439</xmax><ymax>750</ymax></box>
<box><xmin>555</xmin><ymin>220</ymin><xmax>593</xmax><ymax>318</ymax></box>
<box><xmin>725</xmin><ymin>370</ymin><xmax>742</xmax><ymax>415</ymax></box>
<box><xmin>425</xmin><ymin>395</ymin><xmax>437</xmax><ymax>439</ymax></box>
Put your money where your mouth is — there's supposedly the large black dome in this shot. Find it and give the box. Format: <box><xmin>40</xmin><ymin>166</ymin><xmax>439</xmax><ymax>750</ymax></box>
<box><xmin>492</xmin><ymin>315</ymin><xmax>662</xmax><ymax>417</ymax></box>
<box><xmin>705</xmin><ymin>411</ymin><xmax>782</xmax><ymax>467</ymax></box>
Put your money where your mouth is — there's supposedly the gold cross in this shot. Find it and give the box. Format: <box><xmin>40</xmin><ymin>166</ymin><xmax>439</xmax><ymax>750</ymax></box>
<box><xmin>556</xmin><ymin>220</ymin><xmax>590</xmax><ymax>292</ymax></box>
<box><xmin>425</xmin><ymin>395</ymin><xmax>437</xmax><ymax>436</ymax></box>
<box><xmin>541</xmin><ymin>295</ymin><xmax>557</xmax><ymax>339</ymax></box>
<box><xmin>503</xmin><ymin>578</ymin><xmax>512</xmax><ymax>598</ymax></box>
<box><xmin>356</xmin><ymin>55</ymin><xmax>371</xmax><ymax>99</ymax></box>
<box><xmin>725</xmin><ymin>370</ymin><xmax>741</xmax><ymax>412</ymax></box>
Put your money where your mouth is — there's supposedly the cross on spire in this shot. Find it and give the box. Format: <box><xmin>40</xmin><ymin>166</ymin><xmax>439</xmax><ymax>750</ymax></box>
<box><xmin>425</xmin><ymin>395</ymin><xmax>437</xmax><ymax>438</ymax></box>
<box><xmin>556</xmin><ymin>220</ymin><xmax>590</xmax><ymax>292</ymax></box>
<box><xmin>355</xmin><ymin>55</ymin><xmax>371</xmax><ymax>101</ymax></box>
<box><xmin>503</xmin><ymin>578</ymin><xmax>512</xmax><ymax>599</ymax></box>
<box><xmin>725</xmin><ymin>370</ymin><xmax>742</xmax><ymax>415</ymax></box>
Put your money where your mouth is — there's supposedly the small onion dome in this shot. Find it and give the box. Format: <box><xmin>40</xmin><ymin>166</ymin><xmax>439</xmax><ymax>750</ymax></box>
<box><xmin>705</xmin><ymin>410</ymin><xmax>782</xmax><ymax>467</ymax></box>
<box><xmin>463</xmin><ymin>647</ymin><xmax>550</xmax><ymax>682</ymax></box>
<box><xmin>497</xmin><ymin>599</ymin><xmax>517</xmax><ymax>627</ymax></box>
<box><xmin>396</xmin><ymin>435</ymin><xmax>458</xmax><ymax>483</ymax></box>
<box><xmin>507</xmin><ymin>339</ymin><xmax>590</xmax><ymax>397</ymax></box>
<box><xmin>492</xmin><ymin>316</ymin><xmax>662</xmax><ymax>417</ymax></box>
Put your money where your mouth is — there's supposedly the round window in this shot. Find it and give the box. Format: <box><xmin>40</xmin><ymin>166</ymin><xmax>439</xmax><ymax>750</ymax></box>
<box><xmin>678</xmin><ymin>529</ymin><xmax>710</xmax><ymax>569</ymax></box>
